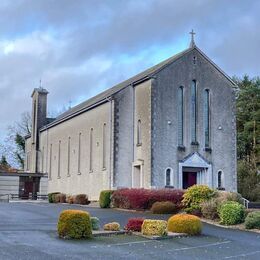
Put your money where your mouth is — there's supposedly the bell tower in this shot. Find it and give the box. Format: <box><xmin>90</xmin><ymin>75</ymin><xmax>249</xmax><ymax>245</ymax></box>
<box><xmin>31</xmin><ymin>87</ymin><xmax>48</xmax><ymax>172</ymax></box>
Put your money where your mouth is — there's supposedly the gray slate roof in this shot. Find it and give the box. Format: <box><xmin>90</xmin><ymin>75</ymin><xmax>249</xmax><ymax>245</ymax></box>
<box><xmin>40</xmin><ymin>45</ymin><xmax>235</xmax><ymax>131</ymax></box>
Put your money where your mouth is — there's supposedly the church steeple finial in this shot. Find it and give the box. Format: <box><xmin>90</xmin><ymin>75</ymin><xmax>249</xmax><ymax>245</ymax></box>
<box><xmin>189</xmin><ymin>29</ymin><xmax>196</xmax><ymax>48</ymax></box>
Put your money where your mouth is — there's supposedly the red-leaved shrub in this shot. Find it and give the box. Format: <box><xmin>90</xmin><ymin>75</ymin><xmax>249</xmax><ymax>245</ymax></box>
<box><xmin>125</xmin><ymin>218</ymin><xmax>144</xmax><ymax>232</ymax></box>
<box><xmin>111</xmin><ymin>188</ymin><xmax>184</xmax><ymax>210</ymax></box>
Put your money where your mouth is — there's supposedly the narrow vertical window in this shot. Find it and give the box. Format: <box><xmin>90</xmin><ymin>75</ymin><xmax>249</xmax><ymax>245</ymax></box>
<box><xmin>137</xmin><ymin>120</ymin><xmax>141</xmax><ymax>145</ymax></box>
<box><xmin>78</xmin><ymin>133</ymin><xmax>81</xmax><ymax>174</ymax></box>
<box><xmin>32</xmin><ymin>101</ymin><xmax>36</xmax><ymax>143</ymax></box>
<box><xmin>49</xmin><ymin>144</ymin><xmax>52</xmax><ymax>180</ymax></box>
<box><xmin>89</xmin><ymin>128</ymin><xmax>93</xmax><ymax>172</ymax></box>
<box><xmin>165</xmin><ymin>168</ymin><xmax>173</xmax><ymax>187</ymax></box>
<box><xmin>204</xmin><ymin>89</ymin><xmax>210</xmax><ymax>148</ymax></box>
<box><xmin>191</xmin><ymin>80</ymin><xmax>197</xmax><ymax>143</ymax></box>
<box><xmin>218</xmin><ymin>171</ymin><xmax>223</xmax><ymax>189</ymax></box>
<box><xmin>26</xmin><ymin>152</ymin><xmax>30</xmax><ymax>171</ymax></box>
<box><xmin>102</xmin><ymin>124</ymin><xmax>106</xmax><ymax>169</ymax></box>
<box><xmin>42</xmin><ymin>146</ymin><xmax>44</xmax><ymax>172</ymax></box>
<box><xmin>57</xmin><ymin>141</ymin><xmax>61</xmax><ymax>178</ymax></box>
<box><xmin>178</xmin><ymin>86</ymin><xmax>184</xmax><ymax>146</ymax></box>
<box><xmin>67</xmin><ymin>137</ymin><xmax>71</xmax><ymax>176</ymax></box>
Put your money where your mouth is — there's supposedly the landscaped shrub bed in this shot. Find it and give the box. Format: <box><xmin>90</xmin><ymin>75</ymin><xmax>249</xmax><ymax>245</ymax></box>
<box><xmin>90</xmin><ymin>217</ymin><xmax>100</xmax><ymax>230</ymax></box>
<box><xmin>167</xmin><ymin>214</ymin><xmax>202</xmax><ymax>235</ymax></box>
<box><xmin>99</xmin><ymin>190</ymin><xmax>114</xmax><ymax>208</ymax></box>
<box><xmin>182</xmin><ymin>185</ymin><xmax>214</xmax><ymax>213</ymax></box>
<box><xmin>125</xmin><ymin>218</ymin><xmax>144</xmax><ymax>232</ymax></box>
<box><xmin>55</xmin><ymin>193</ymin><xmax>66</xmax><ymax>203</ymax></box>
<box><xmin>57</xmin><ymin>210</ymin><xmax>92</xmax><ymax>239</ymax></box>
<box><xmin>103</xmin><ymin>222</ymin><xmax>120</xmax><ymax>231</ymax></box>
<box><xmin>111</xmin><ymin>188</ymin><xmax>184</xmax><ymax>210</ymax></box>
<box><xmin>73</xmin><ymin>194</ymin><xmax>90</xmax><ymax>205</ymax></box>
<box><xmin>151</xmin><ymin>201</ymin><xmax>177</xmax><ymax>214</ymax></box>
<box><xmin>245</xmin><ymin>211</ymin><xmax>260</xmax><ymax>229</ymax></box>
<box><xmin>219</xmin><ymin>201</ymin><xmax>245</xmax><ymax>225</ymax></box>
<box><xmin>48</xmin><ymin>192</ymin><xmax>60</xmax><ymax>203</ymax></box>
<box><xmin>141</xmin><ymin>219</ymin><xmax>167</xmax><ymax>236</ymax></box>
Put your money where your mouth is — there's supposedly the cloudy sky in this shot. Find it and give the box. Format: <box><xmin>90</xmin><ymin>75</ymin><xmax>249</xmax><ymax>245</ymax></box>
<box><xmin>0</xmin><ymin>0</ymin><xmax>259</xmax><ymax>142</ymax></box>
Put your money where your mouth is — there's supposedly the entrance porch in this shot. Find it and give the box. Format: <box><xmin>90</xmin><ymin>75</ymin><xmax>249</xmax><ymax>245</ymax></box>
<box><xmin>178</xmin><ymin>152</ymin><xmax>212</xmax><ymax>189</ymax></box>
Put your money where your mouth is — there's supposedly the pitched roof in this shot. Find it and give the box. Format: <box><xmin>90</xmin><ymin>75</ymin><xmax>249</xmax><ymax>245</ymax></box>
<box><xmin>40</xmin><ymin>45</ymin><xmax>236</xmax><ymax>131</ymax></box>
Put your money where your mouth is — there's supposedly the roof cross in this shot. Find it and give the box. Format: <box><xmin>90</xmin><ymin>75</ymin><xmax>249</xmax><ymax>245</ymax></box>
<box><xmin>189</xmin><ymin>29</ymin><xmax>196</xmax><ymax>47</ymax></box>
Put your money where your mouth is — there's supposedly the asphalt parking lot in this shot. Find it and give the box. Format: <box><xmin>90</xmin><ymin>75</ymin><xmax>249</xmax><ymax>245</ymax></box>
<box><xmin>0</xmin><ymin>201</ymin><xmax>259</xmax><ymax>260</ymax></box>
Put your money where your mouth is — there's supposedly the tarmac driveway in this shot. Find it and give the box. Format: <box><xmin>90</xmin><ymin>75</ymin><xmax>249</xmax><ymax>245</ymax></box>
<box><xmin>0</xmin><ymin>201</ymin><xmax>259</xmax><ymax>260</ymax></box>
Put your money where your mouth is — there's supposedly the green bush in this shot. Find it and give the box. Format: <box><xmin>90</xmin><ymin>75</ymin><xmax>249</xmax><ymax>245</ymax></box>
<box><xmin>57</xmin><ymin>210</ymin><xmax>92</xmax><ymax>239</ymax></box>
<box><xmin>219</xmin><ymin>201</ymin><xmax>245</xmax><ymax>225</ymax></box>
<box><xmin>48</xmin><ymin>192</ymin><xmax>60</xmax><ymax>203</ymax></box>
<box><xmin>182</xmin><ymin>185</ymin><xmax>214</xmax><ymax>211</ymax></box>
<box><xmin>91</xmin><ymin>217</ymin><xmax>100</xmax><ymax>231</ymax></box>
<box><xmin>151</xmin><ymin>201</ymin><xmax>177</xmax><ymax>214</ymax></box>
<box><xmin>99</xmin><ymin>190</ymin><xmax>114</xmax><ymax>208</ymax></box>
<box><xmin>245</xmin><ymin>211</ymin><xmax>260</xmax><ymax>229</ymax></box>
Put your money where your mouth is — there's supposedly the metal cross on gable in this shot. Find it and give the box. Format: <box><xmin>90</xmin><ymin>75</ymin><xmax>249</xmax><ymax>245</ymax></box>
<box><xmin>189</xmin><ymin>29</ymin><xmax>196</xmax><ymax>47</ymax></box>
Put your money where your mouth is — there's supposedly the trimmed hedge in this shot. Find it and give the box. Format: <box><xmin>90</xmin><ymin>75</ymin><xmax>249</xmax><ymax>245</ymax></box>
<box><xmin>48</xmin><ymin>192</ymin><xmax>60</xmax><ymax>203</ymax></box>
<box><xmin>245</xmin><ymin>211</ymin><xmax>260</xmax><ymax>229</ymax></box>
<box><xmin>182</xmin><ymin>185</ymin><xmax>214</xmax><ymax>212</ymax></box>
<box><xmin>125</xmin><ymin>218</ymin><xmax>144</xmax><ymax>232</ymax></box>
<box><xmin>57</xmin><ymin>210</ymin><xmax>92</xmax><ymax>239</ymax></box>
<box><xmin>111</xmin><ymin>188</ymin><xmax>184</xmax><ymax>210</ymax></box>
<box><xmin>91</xmin><ymin>217</ymin><xmax>100</xmax><ymax>231</ymax></box>
<box><xmin>167</xmin><ymin>214</ymin><xmax>202</xmax><ymax>235</ymax></box>
<box><xmin>219</xmin><ymin>201</ymin><xmax>245</xmax><ymax>225</ymax></box>
<box><xmin>103</xmin><ymin>222</ymin><xmax>120</xmax><ymax>231</ymax></box>
<box><xmin>141</xmin><ymin>219</ymin><xmax>167</xmax><ymax>236</ymax></box>
<box><xmin>74</xmin><ymin>194</ymin><xmax>90</xmax><ymax>205</ymax></box>
<box><xmin>99</xmin><ymin>190</ymin><xmax>114</xmax><ymax>208</ymax></box>
<box><xmin>151</xmin><ymin>201</ymin><xmax>177</xmax><ymax>214</ymax></box>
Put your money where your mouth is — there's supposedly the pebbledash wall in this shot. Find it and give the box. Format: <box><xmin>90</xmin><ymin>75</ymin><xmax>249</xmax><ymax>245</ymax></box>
<box><xmin>25</xmin><ymin>43</ymin><xmax>237</xmax><ymax>200</ymax></box>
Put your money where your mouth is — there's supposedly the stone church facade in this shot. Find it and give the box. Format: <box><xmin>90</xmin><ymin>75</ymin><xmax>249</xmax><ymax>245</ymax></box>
<box><xmin>25</xmin><ymin>42</ymin><xmax>237</xmax><ymax>200</ymax></box>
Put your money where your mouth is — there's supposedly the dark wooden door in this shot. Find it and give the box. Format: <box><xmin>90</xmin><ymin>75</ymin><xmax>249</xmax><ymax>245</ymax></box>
<box><xmin>183</xmin><ymin>172</ymin><xmax>197</xmax><ymax>189</ymax></box>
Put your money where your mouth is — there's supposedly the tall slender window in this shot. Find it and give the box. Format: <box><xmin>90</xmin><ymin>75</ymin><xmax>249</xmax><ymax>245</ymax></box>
<box><xmin>137</xmin><ymin>120</ymin><xmax>141</xmax><ymax>145</ymax></box>
<box><xmin>218</xmin><ymin>171</ymin><xmax>223</xmax><ymax>189</ymax></box>
<box><xmin>42</xmin><ymin>146</ymin><xmax>44</xmax><ymax>173</ymax></box>
<box><xmin>67</xmin><ymin>137</ymin><xmax>71</xmax><ymax>176</ymax></box>
<box><xmin>78</xmin><ymin>133</ymin><xmax>81</xmax><ymax>174</ymax></box>
<box><xmin>49</xmin><ymin>144</ymin><xmax>52</xmax><ymax>180</ymax></box>
<box><xmin>178</xmin><ymin>86</ymin><xmax>184</xmax><ymax>146</ymax></box>
<box><xmin>89</xmin><ymin>128</ymin><xmax>93</xmax><ymax>172</ymax></box>
<box><xmin>102</xmin><ymin>124</ymin><xmax>106</xmax><ymax>169</ymax></box>
<box><xmin>32</xmin><ymin>101</ymin><xmax>36</xmax><ymax>143</ymax></box>
<box><xmin>58</xmin><ymin>141</ymin><xmax>61</xmax><ymax>178</ymax></box>
<box><xmin>191</xmin><ymin>80</ymin><xmax>197</xmax><ymax>143</ymax></box>
<box><xmin>204</xmin><ymin>89</ymin><xmax>210</xmax><ymax>148</ymax></box>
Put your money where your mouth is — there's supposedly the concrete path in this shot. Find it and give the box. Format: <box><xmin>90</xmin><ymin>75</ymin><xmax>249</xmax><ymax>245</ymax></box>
<box><xmin>0</xmin><ymin>202</ymin><xmax>259</xmax><ymax>259</ymax></box>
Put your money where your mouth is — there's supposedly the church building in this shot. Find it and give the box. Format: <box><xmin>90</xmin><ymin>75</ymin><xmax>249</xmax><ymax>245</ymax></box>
<box><xmin>25</xmin><ymin>35</ymin><xmax>237</xmax><ymax>200</ymax></box>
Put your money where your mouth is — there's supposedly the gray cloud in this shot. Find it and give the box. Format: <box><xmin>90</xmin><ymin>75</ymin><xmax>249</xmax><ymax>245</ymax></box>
<box><xmin>0</xmin><ymin>0</ymin><xmax>259</xmax><ymax>148</ymax></box>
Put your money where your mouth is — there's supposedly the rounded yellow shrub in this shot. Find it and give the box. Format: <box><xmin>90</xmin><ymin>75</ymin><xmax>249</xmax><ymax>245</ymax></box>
<box><xmin>103</xmin><ymin>222</ymin><xmax>120</xmax><ymax>231</ymax></box>
<box><xmin>57</xmin><ymin>210</ymin><xmax>92</xmax><ymax>239</ymax></box>
<box><xmin>141</xmin><ymin>219</ymin><xmax>167</xmax><ymax>236</ymax></box>
<box><xmin>167</xmin><ymin>214</ymin><xmax>202</xmax><ymax>235</ymax></box>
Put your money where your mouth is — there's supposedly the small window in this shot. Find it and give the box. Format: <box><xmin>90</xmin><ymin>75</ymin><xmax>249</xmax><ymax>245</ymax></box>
<box><xmin>137</xmin><ymin>120</ymin><xmax>142</xmax><ymax>145</ymax></box>
<box><xmin>217</xmin><ymin>171</ymin><xmax>224</xmax><ymax>189</ymax></box>
<box><xmin>165</xmin><ymin>168</ymin><xmax>173</xmax><ymax>187</ymax></box>
<box><xmin>193</xmin><ymin>56</ymin><xmax>197</xmax><ymax>65</ymax></box>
